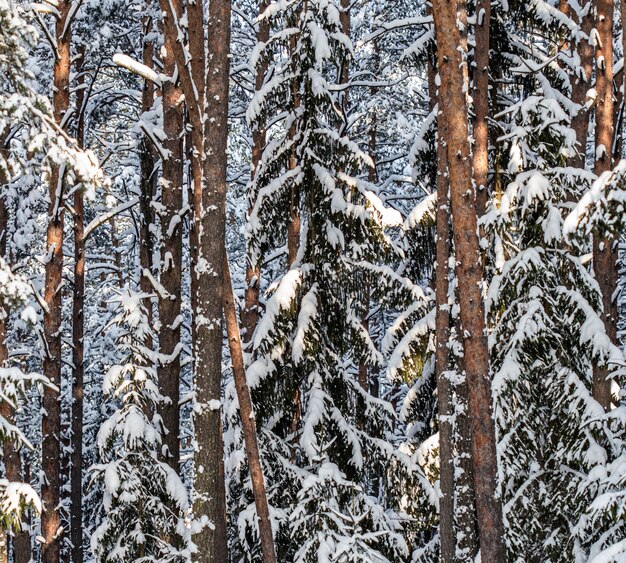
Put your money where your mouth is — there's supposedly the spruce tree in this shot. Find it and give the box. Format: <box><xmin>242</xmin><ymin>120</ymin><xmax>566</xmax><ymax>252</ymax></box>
<box><xmin>246</xmin><ymin>0</ymin><xmax>421</xmax><ymax>559</ymax></box>
<box><xmin>91</xmin><ymin>290</ymin><xmax>192</xmax><ymax>562</ymax></box>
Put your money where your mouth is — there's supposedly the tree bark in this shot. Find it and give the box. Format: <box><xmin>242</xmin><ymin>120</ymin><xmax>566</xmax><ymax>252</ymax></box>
<box><xmin>223</xmin><ymin>255</ymin><xmax>277</xmax><ymax>563</ymax></box>
<box><xmin>430</xmin><ymin>0</ymin><xmax>506</xmax><ymax>560</ymax></box>
<box><xmin>191</xmin><ymin>0</ymin><xmax>232</xmax><ymax>559</ymax></box>
<box><xmin>472</xmin><ymin>0</ymin><xmax>491</xmax><ymax>217</ymax></box>
<box><xmin>434</xmin><ymin>124</ymin><xmax>455</xmax><ymax>563</ymax></box>
<box><xmin>42</xmin><ymin>3</ymin><xmax>72</xmax><ymax>561</ymax></box>
<box><xmin>140</xmin><ymin>4</ymin><xmax>157</xmax><ymax>324</ymax></box>
<box><xmin>564</xmin><ymin>0</ymin><xmax>594</xmax><ymax>168</ymax></box>
<box><xmin>243</xmin><ymin>0</ymin><xmax>270</xmax><ymax>349</ymax></box>
<box><xmin>157</xmin><ymin>0</ymin><xmax>184</xmax><ymax>468</ymax></box>
<box><xmin>592</xmin><ymin>0</ymin><xmax>617</xmax><ymax>411</ymax></box>
<box><xmin>70</xmin><ymin>45</ymin><xmax>87</xmax><ymax>563</ymax></box>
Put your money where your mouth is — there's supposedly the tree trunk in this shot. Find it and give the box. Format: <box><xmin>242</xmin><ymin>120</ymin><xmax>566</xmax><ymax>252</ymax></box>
<box><xmin>140</xmin><ymin>4</ymin><xmax>157</xmax><ymax>323</ymax></box>
<box><xmin>472</xmin><ymin>0</ymin><xmax>491</xmax><ymax>217</ymax></box>
<box><xmin>158</xmin><ymin>0</ymin><xmax>184</xmax><ymax>468</ymax></box>
<box><xmin>592</xmin><ymin>0</ymin><xmax>616</xmax><ymax>411</ymax></box>
<box><xmin>430</xmin><ymin>0</ymin><xmax>506</xmax><ymax>560</ymax></box>
<box><xmin>565</xmin><ymin>0</ymin><xmax>594</xmax><ymax>168</ymax></box>
<box><xmin>192</xmin><ymin>0</ymin><xmax>232</xmax><ymax>559</ymax></box>
<box><xmin>434</xmin><ymin>123</ymin><xmax>455</xmax><ymax>563</ymax></box>
<box><xmin>243</xmin><ymin>0</ymin><xmax>270</xmax><ymax>349</ymax></box>
<box><xmin>223</xmin><ymin>255</ymin><xmax>277</xmax><ymax>563</ymax></box>
<box><xmin>70</xmin><ymin>46</ymin><xmax>87</xmax><ymax>563</ymax></box>
<box><xmin>42</xmin><ymin>3</ymin><xmax>71</xmax><ymax>561</ymax></box>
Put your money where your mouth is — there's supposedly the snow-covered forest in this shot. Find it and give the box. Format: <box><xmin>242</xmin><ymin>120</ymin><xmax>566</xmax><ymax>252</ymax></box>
<box><xmin>1</xmin><ymin>0</ymin><xmax>625</xmax><ymax>561</ymax></box>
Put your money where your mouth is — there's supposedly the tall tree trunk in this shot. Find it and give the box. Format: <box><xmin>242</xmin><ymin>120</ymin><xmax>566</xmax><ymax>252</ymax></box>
<box><xmin>434</xmin><ymin>122</ymin><xmax>455</xmax><ymax>563</ymax></box>
<box><xmin>243</xmin><ymin>0</ymin><xmax>270</xmax><ymax>349</ymax></box>
<box><xmin>42</xmin><ymin>3</ymin><xmax>71</xmax><ymax>561</ymax></box>
<box><xmin>472</xmin><ymin>0</ymin><xmax>491</xmax><ymax>217</ymax></box>
<box><xmin>430</xmin><ymin>1</ymin><xmax>506</xmax><ymax>560</ymax></box>
<box><xmin>563</xmin><ymin>0</ymin><xmax>594</xmax><ymax>168</ymax></box>
<box><xmin>186</xmin><ymin>0</ymin><xmax>205</xmax><ymax>374</ymax></box>
<box><xmin>158</xmin><ymin>0</ymin><xmax>184</xmax><ymax>468</ymax></box>
<box><xmin>192</xmin><ymin>0</ymin><xmax>232</xmax><ymax>559</ymax></box>
<box><xmin>70</xmin><ymin>46</ymin><xmax>87</xmax><ymax>563</ymax></box>
<box><xmin>593</xmin><ymin>0</ymin><xmax>617</xmax><ymax>411</ymax></box>
<box><xmin>140</xmin><ymin>3</ymin><xmax>157</xmax><ymax>322</ymax></box>
<box><xmin>223</xmin><ymin>255</ymin><xmax>277</xmax><ymax>563</ymax></box>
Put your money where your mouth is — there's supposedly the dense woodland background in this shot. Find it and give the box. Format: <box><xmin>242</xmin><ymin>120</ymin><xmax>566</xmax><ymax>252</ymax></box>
<box><xmin>0</xmin><ymin>0</ymin><xmax>626</xmax><ymax>561</ymax></box>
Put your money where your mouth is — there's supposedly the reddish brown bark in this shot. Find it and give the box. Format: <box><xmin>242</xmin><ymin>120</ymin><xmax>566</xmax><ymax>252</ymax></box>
<box><xmin>567</xmin><ymin>0</ymin><xmax>594</xmax><ymax>168</ymax></box>
<box><xmin>157</xmin><ymin>0</ymin><xmax>184</xmax><ymax>468</ymax></box>
<box><xmin>140</xmin><ymin>4</ymin><xmax>157</xmax><ymax>317</ymax></box>
<box><xmin>430</xmin><ymin>0</ymin><xmax>506</xmax><ymax>560</ymax></box>
<box><xmin>191</xmin><ymin>0</ymin><xmax>232</xmax><ymax>558</ymax></box>
<box><xmin>434</xmin><ymin>131</ymin><xmax>456</xmax><ymax>563</ymax></box>
<box><xmin>472</xmin><ymin>0</ymin><xmax>491</xmax><ymax>217</ymax></box>
<box><xmin>70</xmin><ymin>46</ymin><xmax>87</xmax><ymax>563</ymax></box>
<box><xmin>223</xmin><ymin>255</ymin><xmax>277</xmax><ymax>563</ymax></box>
<box><xmin>427</xmin><ymin>36</ymin><xmax>456</xmax><ymax>559</ymax></box>
<box><xmin>42</xmin><ymin>3</ymin><xmax>72</xmax><ymax>561</ymax></box>
<box><xmin>592</xmin><ymin>0</ymin><xmax>617</xmax><ymax>411</ymax></box>
<box><xmin>243</xmin><ymin>0</ymin><xmax>270</xmax><ymax>347</ymax></box>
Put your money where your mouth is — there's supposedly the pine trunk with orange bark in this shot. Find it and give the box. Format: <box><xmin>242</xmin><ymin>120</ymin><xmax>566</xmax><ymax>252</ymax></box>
<box><xmin>592</xmin><ymin>0</ymin><xmax>617</xmax><ymax>411</ymax></box>
<box><xmin>42</xmin><ymin>3</ymin><xmax>72</xmax><ymax>561</ymax></box>
<box><xmin>430</xmin><ymin>0</ymin><xmax>506</xmax><ymax>559</ymax></box>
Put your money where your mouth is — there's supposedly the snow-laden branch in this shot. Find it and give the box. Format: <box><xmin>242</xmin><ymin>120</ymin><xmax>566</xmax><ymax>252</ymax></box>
<box><xmin>83</xmin><ymin>197</ymin><xmax>139</xmax><ymax>241</ymax></box>
<box><xmin>113</xmin><ymin>54</ymin><xmax>162</xmax><ymax>86</ymax></box>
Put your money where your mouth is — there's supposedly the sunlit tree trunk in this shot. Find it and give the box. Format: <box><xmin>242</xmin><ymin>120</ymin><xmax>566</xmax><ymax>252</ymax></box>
<box><xmin>223</xmin><ymin>256</ymin><xmax>277</xmax><ymax>563</ymax></box>
<box><xmin>430</xmin><ymin>0</ymin><xmax>506</xmax><ymax>559</ymax></box>
<box><xmin>592</xmin><ymin>0</ymin><xmax>617</xmax><ymax>411</ymax></box>
<box><xmin>473</xmin><ymin>0</ymin><xmax>491</xmax><ymax>216</ymax></box>
<box><xmin>42</xmin><ymin>3</ymin><xmax>72</xmax><ymax>561</ymax></box>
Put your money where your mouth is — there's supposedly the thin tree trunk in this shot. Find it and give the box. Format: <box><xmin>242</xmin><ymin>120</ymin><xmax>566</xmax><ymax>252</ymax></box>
<box><xmin>70</xmin><ymin>45</ymin><xmax>87</xmax><ymax>563</ymax></box>
<box><xmin>430</xmin><ymin>0</ymin><xmax>506</xmax><ymax>560</ymax></box>
<box><xmin>192</xmin><ymin>0</ymin><xmax>232</xmax><ymax>559</ymax></box>
<box><xmin>427</xmin><ymin>35</ymin><xmax>457</xmax><ymax>559</ymax></box>
<box><xmin>473</xmin><ymin>0</ymin><xmax>491</xmax><ymax>217</ymax></box>
<box><xmin>140</xmin><ymin>3</ymin><xmax>157</xmax><ymax>321</ymax></box>
<box><xmin>158</xmin><ymin>0</ymin><xmax>184</xmax><ymax>468</ymax></box>
<box><xmin>592</xmin><ymin>0</ymin><xmax>617</xmax><ymax>411</ymax></box>
<box><xmin>243</xmin><ymin>0</ymin><xmax>270</xmax><ymax>348</ymax></box>
<box><xmin>452</xmin><ymin>2</ymin><xmax>480</xmax><ymax>558</ymax></box>
<box><xmin>564</xmin><ymin>0</ymin><xmax>594</xmax><ymax>168</ymax></box>
<box><xmin>223</xmin><ymin>255</ymin><xmax>277</xmax><ymax>563</ymax></box>
<box><xmin>434</xmin><ymin>126</ymin><xmax>455</xmax><ymax>563</ymax></box>
<box><xmin>42</xmin><ymin>3</ymin><xmax>72</xmax><ymax>561</ymax></box>
<box><xmin>186</xmin><ymin>0</ymin><xmax>205</xmax><ymax>372</ymax></box>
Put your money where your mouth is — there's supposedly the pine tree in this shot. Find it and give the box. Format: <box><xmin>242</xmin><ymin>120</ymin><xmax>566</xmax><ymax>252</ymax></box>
<box><xmin>91</xmin><ymin>290</ymin><xmax>192</xmax><ymax>562</ymax></box>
